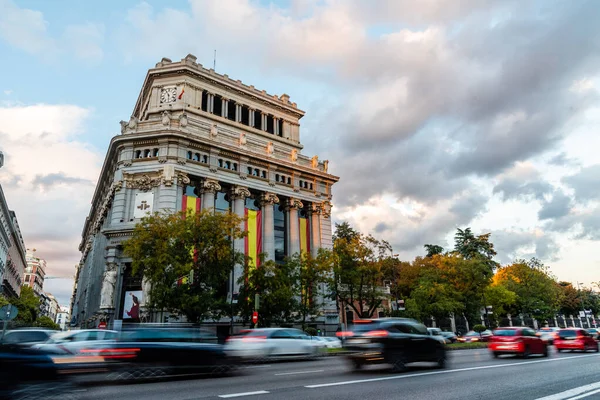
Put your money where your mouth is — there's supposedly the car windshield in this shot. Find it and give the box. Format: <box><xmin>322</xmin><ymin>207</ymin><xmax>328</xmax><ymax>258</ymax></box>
<box><xmin>493</xmin><ymin>329</ymin><xmax>518</xmax><ymax>336</ymax></box>
<box><xmin>351</xmin><ymin>322</ymin><xmax>381</xmax><ymax>333</ymax></box>
<box><xmin>465</xmin><ymin>331</ymin><xmax>480</xmax><ymax>337</ymax></box>
<box><xmin>559</xmin><ymin>330</ymin><xmax>577</xmax><ymax>338</ymax></box>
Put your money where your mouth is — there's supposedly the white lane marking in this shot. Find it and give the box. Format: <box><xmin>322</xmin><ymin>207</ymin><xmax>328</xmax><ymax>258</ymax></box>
<box><xmin>275</xmin><ymin>369</ymin><xmax>325</xmax><ymax>376</ymax></box>
<box><xmin>570</xmin><ymin>388</ymin><xmax>600</xmax><ymax>400</ymax></box>
<box><xmin>305</xmin><ymin>353</ymin><xmax>600</xmax><ymax>389</ymax></box>
<box><xmin>244</xmin><ymin>365</ymin><xmax>272</xmax><ymax>369</ymax></box>
<box><xmin>218</xmin><ymin>390</ymin><xmax>270</xmax><ymax>398</ymax></box>
<box><xmin>534</xmin><ymin>381</ymin><xmax>600</xmax><ymax>400</ymax></box>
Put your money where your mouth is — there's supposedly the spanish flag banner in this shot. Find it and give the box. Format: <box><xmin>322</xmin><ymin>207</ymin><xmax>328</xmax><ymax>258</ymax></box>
<box><xmin>299</xmin><ymin>217</ymin><xmax>311</xmax><ymax>255</ymax></box>
<box><xmin>245</xmin><ymin>209</ymin><xmax>262</xmax><ymax>269</ymax></box>
<box><xmin>182</xmin><ymin>195</ymin><xmax>201</xmax><ymax>217</ymax></box>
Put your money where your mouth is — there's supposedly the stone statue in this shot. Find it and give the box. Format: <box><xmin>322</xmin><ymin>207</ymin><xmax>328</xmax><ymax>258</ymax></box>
<box><xmin>119</xmin><ymin>120</ymin><xmax>127</xmax><ymax>134</ymax></box>
<box><xmin>162</xmin><ymin>111</ymin><xmax>171</xmax><ymax>127</ymax></box>
<box><xmin>141</xmin><ymin>276</ymin><xmax>152</xmax><ymax>307</ymax></box>
<box><xmin>266</xmin><ymin>142</ymin><xmax>274</xmax><ymax>156</ymax></box>
<box><xmin>210</xmin><ymin>124</ymin><xmax>218</xmax><ymax>138</ymax></box>
<box><xmin>323</xmin><ymin>160</ymin><xmax>329</xmax><ymax>173</ymax></box>
<box><xmin>179</xmin><ymin>112</ymin><xmax>188</xmax><ymax>127</ymax></box>
<box><xmin>99</xmin><ymin>264</ymin><xmax>118</xmax><ymax>309</ymax></box>
<box><xmin>128</xmin><ymin>116</ymin><xmax>138</xmax><ymax>130</ymax></box>
<box><xmin>311</xmin><ymin>155</ymin><xmax>319</xmax><ymax>169</ymax></box>
<box><xmin>291</xmin><ymin>149</ymin><xmax>298</xmax><ymax>162</ymax></box>
<box><xmin>239</xmin><ymin>132</ymin><xmax>247</xmax><ymax>146</ymax></box>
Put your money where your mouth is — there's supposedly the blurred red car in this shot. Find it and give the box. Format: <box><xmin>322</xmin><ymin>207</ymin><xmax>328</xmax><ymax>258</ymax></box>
<box><xmin>555</xmin><ymin>329</ymin><xmax>599</xmax><ymax>353</ymax></box>
<box><xmin>488</xmin><ymin>327</ymin><xmax>548</xmax><ymax>358</ymax></box>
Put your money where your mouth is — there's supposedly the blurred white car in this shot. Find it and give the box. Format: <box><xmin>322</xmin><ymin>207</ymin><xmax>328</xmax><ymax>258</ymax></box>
<box><xmin>225</xmin><ymin>328</ymin><xmax>326</xmax><ymax>360</ymax></box>
<box><xmin>427</xmin><ymin>327</ymin><xmax>450</xmax><ymax>344</ymax></box>
<box><xmin>32</xmin><ymin>329</ymin><xmax>118</xmax><ymax>355</ymax></box>
<box><xmin>312</xmin><ymin>336</ymin><xmax>342</xmax><ymax>349</ymax></box>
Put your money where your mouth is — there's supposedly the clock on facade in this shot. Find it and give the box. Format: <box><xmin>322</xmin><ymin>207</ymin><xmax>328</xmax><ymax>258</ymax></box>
<box><xmin>160</xmin><ymin>87</ymin><xmax>177</xmax><ymax>103</ymax></box>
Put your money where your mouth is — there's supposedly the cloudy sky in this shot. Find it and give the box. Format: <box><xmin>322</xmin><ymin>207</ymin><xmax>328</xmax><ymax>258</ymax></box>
<box><xmin>1</xmin><ymin>0</ymin><xmax>599</xmax><ymax>305</ymax></box>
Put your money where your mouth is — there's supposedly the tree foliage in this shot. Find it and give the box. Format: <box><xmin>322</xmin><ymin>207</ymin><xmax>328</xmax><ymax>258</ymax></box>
<box><xmin>123</xmin><ymin>209</ymin><xmax>246</xmax><ymax>322</ymax></box>
<box><xmin>14</xmin><ymin>286</ymin><xmax>40</xmax><ymax>323</ymax></box>
<box><xmin>34</xmin><ymin>316</ymin><xmax>60</xmax><ymax>330</ymax></box>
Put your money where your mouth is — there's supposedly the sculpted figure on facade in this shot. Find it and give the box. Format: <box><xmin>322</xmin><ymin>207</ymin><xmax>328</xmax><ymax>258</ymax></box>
<box><xmin>179</xmin><ymin>112</ymin><xmax>188</xmax><ymax>127</ymax></box>
<box><xmin>239</xmin><ymin>132</ymin><xmax>247</xmax><ymax>147</ymax></box>
<box><xmin>321</xmin><ymin>200</ymin><xmax>332</xmax><ymax>218</ymax></box>
<box><xmin>210</xmin><ymin>124</ymin><xmax>218</xmax><ymax>139</ymax></box>
<box><xmin>266</xmin><ymin>142</ymin><xmax>274</xmax><ymax>156</ymax></box>
<box><xmin>290</xmin><ymin>149</ymin><xmax>298</xmax><ymax>163</ymax></box>
<box><xmin>119</xmin><ymin>120</ymin><xmax>127</xmax><ymax>134</ymax></box>
<box><xmin>323</xmin><ymin>160</ymin><xmax>329</xmax><ymax>173</ymax></box>
<box><xmin>128</xmin><ymin>116</ymin><xmax>138</xmax><ymax>130</ymax></box>
<box><xmin>100</xmin><ymin>263</ymin><xmax>118</xmax><ymax>309</ymax></box>
<box><xmin>311</xmin><ymin>155</ymin><xmax>319</xmax><ymax>169</ymax></box>
<box><xmin>162</xmin><ymin>111</ymin><xmax>172</xmax><ymax>127</ymax></box>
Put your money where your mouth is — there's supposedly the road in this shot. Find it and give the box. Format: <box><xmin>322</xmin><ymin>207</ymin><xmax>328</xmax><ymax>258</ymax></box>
<box><xmin>72</xmin><ymin>349</ymin><xmax>600</xmax><ymax>400</ymax></box>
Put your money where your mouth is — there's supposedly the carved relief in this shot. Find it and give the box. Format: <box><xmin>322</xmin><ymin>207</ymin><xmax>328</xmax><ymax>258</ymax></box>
<box><xmin>288</xmin><ymin>198</ymin><xmax>304</xmax><ymax>210</ymax></box>
<box><xmin>311</xmin><ymin>202</ymin><xmax>323</xmax><ymax>214</ymax></box>
<box><xmin>128</xmin><ymin>116</ymin><xmax>138</xmax><ymax>130</ymax></box>
<box><xmin>323</xmin><ymin>160</ymin><xmax>329</xmax><ymax>173</ymax></box>
<box><xmin>124</xmin><ymin>172</ymin><xmax>162</xmax><ymax>192</ymax></box>
<box><xmin>266</xmin><ymin>142</ymin><xmax>274</xmax><ymax>156</ymax></box>
<box><xmin>210</xmin><ymin>124</ymin><xmax>218</xmax><ymax>139</ymax></box>
<box><xmin>239</xmin><ymin>132</ymin><xmax>247</xmax><ymax>147</ymax></box>
<box><xmin>232</xmin><ymin>186</ymin><xmax>251</xmax><ymax>200</ymax></box>
<box><xmin>321</xmin><ymin>200</ymin><xmax>332</xmax><ymax>218</ymax></box>
<box><xmin>176</xmin><ymin>172</ymin><xmax>191</xmax><ymax>186</ymax></box>
<box><xmin>291</xmin><ymin>149</ymin><xmax>298</xmax><ymax>163</ymax></box>
<box><xmin>261</xmin><ymin>192</ymin><xmax>280</xmax><ymax>206</ymax></box>
<box><xmin>203</xmin><ymin>178</ymin><xmax>221</xmax><ymax>193</ymax></box>
<box><xmin>120</xmin><ymin>120</ymin><xmax>127</xmax><ymax>134</ymax></box>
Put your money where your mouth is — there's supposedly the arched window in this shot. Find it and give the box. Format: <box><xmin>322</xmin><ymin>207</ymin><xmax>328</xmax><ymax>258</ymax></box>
<box><xmin>187</xmin><ymin>151</ymin><xmax>192</xmax><ymax>160</ymax></box>
<box><xmin>299</xmin><ymin>180</ymin><xmax>303</xmax><ymax>187</ymax></box>
<box><xmin>153</xmin><ymin>148</ymin><xmax>159</xmax><ymax>157</ymax></box>
<box><xmin>253</xmin><ymin>168</ymin><xmax>259</xmax><ymax>177</ymax></box>
<box><xmin>135</xmin><ymin>150</ymin><xmax>142</xmax><ymax>159</ymax></box>
<box><xmin>193</xmin><ymin>153</ymin><xmax>200</xmax><ymax>162</ymax></box>
<box><xmin>232</xmin><ymin>163</ymin><xmax>238</xmax><ymax>171</ymax></box>
<box><xmin>275</xmin><ymin>174</ymin><xmax>280</xmax><ymax>182</ymax></box>
<box><xmin>225</xmin><ymin>161</ymin><xmax>231</xmax><ymax>169</ymax></box>
<box><xmin>310</xmin><ymin>183</ymin><xmax>313</xmax><ymax>190</ymax></box>
<box><xmin>287</xmin><ymin>177</ymin><xmax>291</xmax><ymax>185</ymax></box>
<box><xmin>261</xmin><ymin>170</ymin><xmax>267</xmax><ymax>179</ymax></box>
<box><xmin>144</xmin><ymin>149</ymin><xmax>151</xmax><ymax>158</ymax></box>
<box><xmin>218</xmin><ymin>159</ymin><xmax>223</xmax><ymax>168</ymax></box>
<box><xmin>202</xmin><ymin>155</ymin><xmax>208</xmax><ymax>163</ymax></box>
<box><xmin>247</xmin><ymin>167</ymin><xmax>253</xmax><ymax>175</ymax></box>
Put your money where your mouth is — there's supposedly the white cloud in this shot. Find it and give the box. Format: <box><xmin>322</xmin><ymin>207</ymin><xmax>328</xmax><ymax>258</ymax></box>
<box><xmin>3</xmin><ymin>90</ymin><xmax>12</xmax><ymax>96</ymax></box>
<box><xmin>0</xmin><ymin>104</ymin><xmax>102</xmax><ymax>304</ymax></box>
<box><xmin>63</xmin><ymin>22</ymin><xmax>105</xmax><ymax>63</ymax></box>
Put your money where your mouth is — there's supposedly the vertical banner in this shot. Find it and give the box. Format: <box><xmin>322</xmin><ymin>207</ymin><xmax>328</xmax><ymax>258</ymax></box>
<box><xmin>182</xmin><ymin>195</ymin><xmax>201</xmax><ymax>217</ymax></box>
<box><xmin>245</xmin><ymin>209</ymin><xmax>262</xmax><ymax>269</ymax></box>
<box><xmin>299</xmin><ymin>217</ymin><xmax>311</xmax><ymax>255</ymax></box>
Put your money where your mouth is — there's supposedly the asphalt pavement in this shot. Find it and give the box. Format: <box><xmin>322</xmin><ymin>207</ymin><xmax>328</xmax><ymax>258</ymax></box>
<box><xmin>70</xmin><ymin>349</ymin><xmax>600</xmax><ymax>400</ymax></box>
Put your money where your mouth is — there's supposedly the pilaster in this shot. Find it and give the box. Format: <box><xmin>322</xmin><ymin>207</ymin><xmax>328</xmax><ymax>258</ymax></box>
<box><xmin>260</xmin><ymin>192</ymin><xmax>279</xmax><ymax>261</ymax></box>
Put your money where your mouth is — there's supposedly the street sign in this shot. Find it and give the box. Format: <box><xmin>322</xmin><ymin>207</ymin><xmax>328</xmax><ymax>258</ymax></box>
<box><xmin>579</xmin><ymin>311</ymin><xmax>586</xmax><ymax>318</ymax></box>
<box><xmin>98</xmin><ymin>321</ymin><xmax>107</xmax><ymax>329</ymax></box>
<box><xmin>252</xmin><ymin>311</ymin><xmax>258</xmax><ymax>325</ymax></box>
<box><xmin>255</xmin><ymin>294</ymin><xmax>260</xmax><ymax>310</ymax></box>
<box><xmin>0</xmin><ymin>304</ymin><xmax>18</xmax><ymax>321</ymax></box>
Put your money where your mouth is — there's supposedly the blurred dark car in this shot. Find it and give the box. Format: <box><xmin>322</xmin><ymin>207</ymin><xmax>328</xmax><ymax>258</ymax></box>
<box><xmin>80</xmin><ymin>328</ymin><xmax>234</xmax><ymax>381</ymax></box>
<box><xmin>441</xmin><ymin>331</ymin><xmax>458</xmax><ymax>343</ymax></box>
<box><xmin>0</xmin><ymin>329</ymin><xmax>55</xmax><ymax>349</ymax></box>
<box><xmin>340</xmin><ymin>318</ymin><xmax>446</xmax><ymax>372</ymax></box>
<box><xmin>488</xmin><ymin>327</ymin><xmax>548</xmax><ymax>358</ymax></box>
<box><xmin>555</xmin><ymin>329</ymin><xmax>599</xmax><ymax>353</ymax></box>
<box><xmin>457</xmin><ymin>330</ymin><xmax>492</xmax><ymax>343</ymax></box>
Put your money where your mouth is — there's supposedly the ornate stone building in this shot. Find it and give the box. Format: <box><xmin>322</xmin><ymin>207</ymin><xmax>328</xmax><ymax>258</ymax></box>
<box><xmin>72</xmin><ymin>55</ymin><xmax>339</xmax><ymax>329</ymax></box>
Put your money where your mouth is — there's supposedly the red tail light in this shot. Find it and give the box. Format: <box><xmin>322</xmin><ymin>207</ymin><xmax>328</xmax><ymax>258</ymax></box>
<box><xmin>81</xmin><ymin>348</ymin><xmax>140</xmax><ymax>360</ymax></box>
<box><xmin>336</xmin><ymin>331</ymin><xmax>354</xmax><ymax>338</ymax></box>
<box><xmin>364</xmin><ymin>330</ymin><xmax>389</xmax><ymax>338</ymax></box>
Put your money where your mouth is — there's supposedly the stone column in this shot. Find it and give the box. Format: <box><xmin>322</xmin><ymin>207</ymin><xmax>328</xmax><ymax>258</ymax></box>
<box><xmin>222</xmin><ymin>98</ymin><xmax>228</xmax><ymax>118</ymax></box>
<box><xmin>286</xmin><ymin>198</ymin><xmax>303</xmax><ymax>257</ymax></box>
<box><xmin>262</xmin><ymin>113</ymin><xmax>268</xmax><ymax>131</ymax></box>
<box><xmin>310</xmin><ymin>203</ymin><xmax>322</xmax><ymax>257</ymax></box>
<box><xmin>249</xmin><ymin>108</ymin><xmax>255</xmax><ymax>127</ymax></box>
<box><xmin>261</xmin><ymin>192</ymin><xmax>279</xmax><ymax>261</ymax></box>
<box><xmin>274</xmin><ymin>118</ymin><xmax>279</xmax><ymax>135</ymax></box>
<box><xmin>208</xmin><ymin>94</ymin><xmax>214</xmax><ymax>113</ymax></box>
<box><xmin>231</xmin><ymin>186</ymin><xmax>251</xmax><ymax>293</ymax></box>
<box><xmin>236</xmin><ymin>104</ymin><xmax>241</xmax><ymax>122</ymax></box>
<box><xmin>110</xmin><ymin>173</ymin><xmax>125</xmax><ymax>224</ymax></box>
<box><xmin>202</xmin><ymin>179</ymin><xmax>221</xmax><ymax>210</ymax></box>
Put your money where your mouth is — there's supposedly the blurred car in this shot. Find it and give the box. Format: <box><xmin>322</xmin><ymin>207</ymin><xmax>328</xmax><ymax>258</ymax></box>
<box><xmin>79</xmin><ymin>328</ymin><xmax>234</xmax><ymax>380</ymax></box>
<box><xmin>536</xmin><ymin>327</ymin><xmax>560</xmax><ymax>344</ymax></box>
<box><xmin>225</xmin><ymin>328</ymin><xmax>326</xmax><ymax>361</ymax></box>
<box><xmin>555</xmin><ymin>329</ymin><xmax>599</xmax><ymax>353</ymax></box>
<box><xmin>311</xmin><ymin>336</ymin><xmax>342</xmax><ymax>349</ymax></box>
<box><xmin>340</xmin><ymin>318</ymin><xmax>446</xmax><ymax>372</ymax></box>
<box><xmin>457</xmin><ymin>330</ymin><xmax>492</xmax><ymax>342</ymax></box>
<box><xmin>0</xmin><ymin>329</ymin><xmax>55</xmax><ymax>349</ymax></box>
<box><xmin>32</xmin><ymin>329</ymin><xmax>118</xmax><ymax>355</ymax></box>
<box><xmin>586</xmin><ymin>328</ymin><xmax>599</xmax><ymax>340</ymax></box>
<box><xmin>488</xmin><ymin>327</ymin><xmax>548</xmax><ymax>358</ymax></box>
<box><xmin>441</xmin><ymin>331</ymin><xmax>458</xmax><ymax>343</ymax></box>
<box><xmin>427</xmin><ymin>328</ymin><xmax>450</xmax><ymax>344</ymax></box>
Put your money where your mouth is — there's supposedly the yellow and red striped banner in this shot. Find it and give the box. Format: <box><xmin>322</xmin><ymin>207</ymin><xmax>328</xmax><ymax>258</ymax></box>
<box><xmin>182</xmin><ymin>195</ymin><xmax>201</xmax><ymax>216</ymax></box>
<box><xmin>299</xmin><ymin>217</ymin><xmax>311</xmax><ymax>255</ymax></box>
<box><xmin>245</xmin><ymin>209</ymin><xmax>262</xmax><ymax>269</ymax></box>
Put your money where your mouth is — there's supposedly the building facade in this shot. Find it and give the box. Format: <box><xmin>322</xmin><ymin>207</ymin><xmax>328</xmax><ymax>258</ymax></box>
<box><xmin>56</xmin><ymin>306</ymin><xmax>70</xmax><ymax>331</ymax></box>
<box><xmin>0</xmin><ymin>164</ymin><xmax>26</xmax><ymax>298</ymax></box>
<box><xmin>72</xmin><ymin>54</ymin><xmax>339</xmax><ymax>329</ymax></box>
<box><xmin>24</xmin><ymin>249</ymin><xmax>46</xmax><ymax>296</ymax></box>
<box><xmin>41</xmin><ymin>292</ymin><xmax>60</xmax><ymax>322</ymax></box>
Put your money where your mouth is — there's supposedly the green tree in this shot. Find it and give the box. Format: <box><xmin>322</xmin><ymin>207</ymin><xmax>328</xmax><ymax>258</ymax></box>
<box><xmin>484</xmin><ymin>284</ymin><xmax>518</xmax><ymax>318</ymax></box>
<box><xmin>473</xmin><ymin>324</ymin><xmax>487</xmax><ymax>337</ymax></box>
<box><xmin>558</xmin><ymin>282</ymin><xmax>581</xmax><ymax>316</ymax></box>
<box><xmin>293</xmin><ymin>249</ymin><xmax>333</xmax><ymax>330</ymax></box>
<box><xmin>123</xmin><ymin>209</ymin><xmax>246</xmax><ymax>322</ymax></box>
<box><xmin>0</xmin><ymin>294</ymin><xmax>8</xmax><ymax>308</ymax></box>
<box><xmin>34</xmin><ymin>315</ymin><xmax>60</xmax><ymax>330</ymax></box>
<box><xmin>409</xmin><ymin>266</ymin><xmax>464</xmax><ymax>321</ymax></box>
<box><xmin>454</xmin><ymin>228</ymin><xmax>498</xmax><ymax>263</ymax></box>
<box><xmin>332</xmin><ymin>230</ymin><xmax>389</xmax><ymax>318</ymax></box>
<box><xmin>424</xmin><ymin>244</ymin><xmax>444</xmax><ymax>258</ymax></box>
<box><xmin>238</xmin><ymin>256</ymin><xmax>298</xmax><ymax>327</ymax></box>
<box><xmin>14</xmin><ymin>286</ymin><xmax>40</xmax><ymax>323</ymax></box>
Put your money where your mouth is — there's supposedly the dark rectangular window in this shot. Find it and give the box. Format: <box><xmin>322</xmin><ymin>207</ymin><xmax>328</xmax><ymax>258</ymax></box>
<box><xmin>278</xmin><ymin>119</ymin><xmax>284</xmax><ymax>137</ymax></box>
<box><xmin>274</xmin><ymin>204</ymin><xmax>286</xmax><ymax>263</ymax></box>
<box><xmin>266</xmin><ymin>115</ymin><xmax>274</xmax><ymax>134</ymax></box>
<box><xmin>254</xmin><ymin>110</ymin><xmax>262</xmax><ymax>130</ymax></box>
<box><xmin>213</xmin><ymin>94</ymin><xmax>223</xmax><ymax>116</ymax></box>
<box><xmin>201</xmin><ymin>90</ymin><xmax>208</xmax><ymax>112</ymax></box>
<box><xmin>227</xmin><ymin>101</ymin><xmax>236</xmax><ymax>122</ymax></box>
<box><xmin>241</xmin><ymin>106</ymin><xmax>249</xmax><ymax>125</ymax></box>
